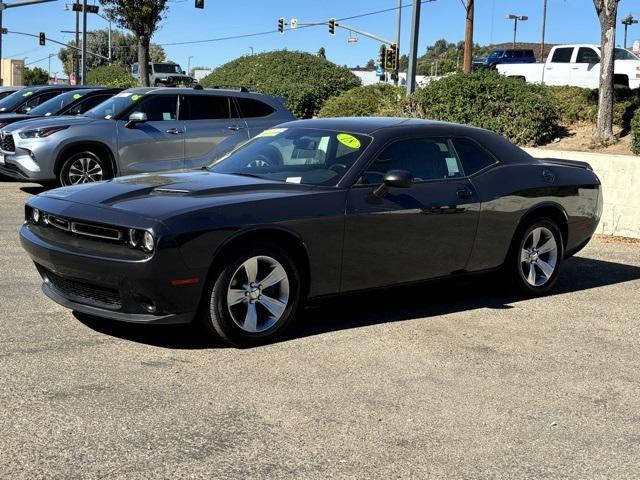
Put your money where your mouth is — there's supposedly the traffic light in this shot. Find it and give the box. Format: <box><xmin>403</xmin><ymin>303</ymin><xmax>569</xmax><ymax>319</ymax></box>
<box><xmin>195</xmin><ymin>0</ymin><xmax>204</xmax><ymax>8</ymax></box>
<box><xmin>389</xmin><ymin>43</ymin><xmax>398</xmax><ymax>71</ymax></box>
<box><xmin>278</xmin><ymin>17</ymin><xmax>284</xmax><ymax>34</ymax></box>
<box><xmin>328</xmin><ymin>18</ymin><xmax>336</xmax><ymax>36</ymax></box>
<box><xmin>39</xmin><ymin>32</ymin><xmax>45</xmax><ymax>46</ymax></box>
<box><xmin>378</xmin><ymin>45</ymin><xmax>387</xmax><ymax>72</ymax></box>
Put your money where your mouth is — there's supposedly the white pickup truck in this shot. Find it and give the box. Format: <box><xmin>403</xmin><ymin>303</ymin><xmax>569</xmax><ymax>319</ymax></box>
<box><xmin>498</xmin><ymin>44</ymin><xmax>640</xmax><ymax>89</ymax></box>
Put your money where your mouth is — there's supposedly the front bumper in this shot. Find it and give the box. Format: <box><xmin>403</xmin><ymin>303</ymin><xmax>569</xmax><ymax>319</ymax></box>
<box><xmin>20</xmin><ymin>223</ymin><xmax>205</xmax><ymax>325</ymax></box>
<box><xmin>0</xmin><ymin>136</ymin><xmax>57</xmax><ymax>181</ymax></box>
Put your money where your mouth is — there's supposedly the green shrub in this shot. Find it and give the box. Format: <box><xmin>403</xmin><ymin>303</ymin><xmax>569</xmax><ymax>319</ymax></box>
<box><xmin>87</xmin><ymin>65</ymin><xmax>138</xmax><ymax>88</ymax></box>
<box><xmin>318</xmin><ymin>84</ymin><xmax>405</xmax><ymax>118</ymax></box>
<box><xmin>200</xmin><ymin>50</ymin><xmax>361</xmax><ymax>118</ymax></box>
<box><xmin>631</xmin><ymin>109</ymin><xmax>640</xmax><ymax>155</ymax></box>
<box><xmin>547</xmin><ymin>86</ymin><xmax>598</xmax><ymax>124</ymax></box>
<box><xmin>404</xmin><ymin>71</ymin><xmax>560</xmax><ymax>145</ymax></box>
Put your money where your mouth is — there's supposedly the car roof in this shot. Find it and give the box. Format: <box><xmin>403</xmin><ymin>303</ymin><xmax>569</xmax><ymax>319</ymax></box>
<box><xmin>277</xmin><ymin>117</ymin><xmax>468</xmax><ymax>135</ymax></box>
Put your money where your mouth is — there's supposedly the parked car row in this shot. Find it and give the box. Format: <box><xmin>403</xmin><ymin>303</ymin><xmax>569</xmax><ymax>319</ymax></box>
<box><xmin>0</xmin><ymin>85</ymin><xmax>295</xmax><ymax>185</ymax></box>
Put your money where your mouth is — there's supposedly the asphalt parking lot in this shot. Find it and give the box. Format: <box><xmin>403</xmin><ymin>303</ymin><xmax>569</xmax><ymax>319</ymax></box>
<box><xmin>1</xmin><ymin>178</ymin><xmax>639</xmax><ymax>479</ymax></box>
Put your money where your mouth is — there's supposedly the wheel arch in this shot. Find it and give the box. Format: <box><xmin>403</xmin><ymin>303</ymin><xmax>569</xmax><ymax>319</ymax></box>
<box><xmin>516</xmin><ymin>202</ymin><xmax>569</xmax><ymax>250</ymax></box>
<box><xmin>54</xmin><ymin>141</ymin><xmax>117</xmax><ymax>178</ymax></box>
<box><xmin>207</xmin><ymin>226</ymin><xmax>311</xmax><ymax>297</ymax></box>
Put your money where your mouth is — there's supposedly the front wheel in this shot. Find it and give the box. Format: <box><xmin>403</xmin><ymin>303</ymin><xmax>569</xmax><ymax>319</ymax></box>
<box><xmin>508</xmin><ymin>218</ymin><xmax>564</xmax><ymax>296</ymax></box>
<box><xmin>199</xmin><ymin>245</ymin><xmax>303</xmax><ymax>347</ymax></box>
<box><xmin>59</xmin><ymin>151</ymin><xmax>111</xmax><ymax>186</ymax></box>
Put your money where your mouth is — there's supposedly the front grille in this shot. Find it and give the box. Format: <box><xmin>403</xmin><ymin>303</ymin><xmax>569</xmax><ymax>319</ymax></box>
<box><xmin>43</xmin><ymin>213</ymin><xmax>123</xmax><ymax>243</ymax></box>
<box><xmin>1</xmin><ymin>133</ymin><xmax>15</xmax><ymax>152</ymax></box>
<box><xmin>44</xmin><ymin>269</ymin><xmax>122</xmax><ymax>309</ymax></box>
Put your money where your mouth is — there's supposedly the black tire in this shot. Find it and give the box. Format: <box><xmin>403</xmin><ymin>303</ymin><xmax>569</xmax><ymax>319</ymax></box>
<box><xmin>58</xmin><ymin>150</ymin><xmax>112</xmax><ymax>186</ymax></box>
<box><xmin>507</xmin><ymin>217</ymin><xmax>564</xmax><ymax>296</ymax></box>
<box><xmin>199</xmin><ymin>244</ymin><xmax>303</xmax><ymax>347</ymax></box>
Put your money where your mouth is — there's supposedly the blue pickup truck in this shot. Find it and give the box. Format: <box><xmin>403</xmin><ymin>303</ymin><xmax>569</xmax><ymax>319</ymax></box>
<box><xmin>473</xmin><ymin>49</ymin><xmax>537</xmax><ymax>70</ymax></box>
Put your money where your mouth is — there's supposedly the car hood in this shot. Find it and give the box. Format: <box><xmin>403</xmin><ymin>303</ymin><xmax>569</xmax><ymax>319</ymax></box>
<box><xmin>39</xmin><ymin>171</ymin><xmax>320</xmax><ymax>221</ymax></box>
<box><xmin>3</xmin><ymin>114</ymin><xmax>98</xmax><ymax>133</ymax></box>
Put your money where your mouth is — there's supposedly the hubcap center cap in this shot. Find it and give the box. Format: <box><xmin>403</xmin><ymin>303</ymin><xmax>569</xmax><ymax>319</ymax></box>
<box><xmin>248</xmin><ymin>286</ymin><xmax>261</xmax><ymax>300</ymax></box>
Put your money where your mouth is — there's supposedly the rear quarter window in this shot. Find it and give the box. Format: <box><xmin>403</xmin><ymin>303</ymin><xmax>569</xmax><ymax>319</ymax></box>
<box><xmin>236</xmin><ymin>97</ymin><xmax>275</xmax><ymax>118</ymax></box>
<box><xmin>452</xmin><ymin>138</ymin><xmax>497</xmax><ymax>176</ymax></box>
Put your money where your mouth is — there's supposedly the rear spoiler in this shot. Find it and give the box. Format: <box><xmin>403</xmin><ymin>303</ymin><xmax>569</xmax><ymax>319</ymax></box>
<box><xmin>539</xmin><ymin>158</ymin><xmax>593</xmax><ymax>171</ymax></box>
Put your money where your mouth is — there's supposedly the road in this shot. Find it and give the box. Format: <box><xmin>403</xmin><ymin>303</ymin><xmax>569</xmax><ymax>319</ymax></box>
<box><xmin>1</xmin><ymin>179</ymin><xmax>639</xmax><ymax>479</ymax></box>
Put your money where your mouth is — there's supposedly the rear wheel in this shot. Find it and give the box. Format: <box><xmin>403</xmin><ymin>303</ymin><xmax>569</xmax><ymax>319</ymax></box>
<box><xmin>508</xmin><ymin>218</ymin><xmax>564</xmax><ymax>296</ymax></box>
<box><xmin>59</xmin><ymin>150</ymin><xmax>111</xmax><ymax>186</ymax></box>
<box><xmin>199</xmin><ymin>244</ymin><xmax>303</xmax><ymax>347</ymax></box>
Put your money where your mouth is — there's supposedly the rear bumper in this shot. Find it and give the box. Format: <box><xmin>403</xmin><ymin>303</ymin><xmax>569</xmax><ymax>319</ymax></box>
<box><xmin>20</xmin><ymin>223</ymin><xmax>204</xmax><ymax>325</ymax></box>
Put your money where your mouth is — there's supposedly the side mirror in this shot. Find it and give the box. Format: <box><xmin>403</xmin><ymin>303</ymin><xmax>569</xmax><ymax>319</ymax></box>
<box><xmin>182</xmin><ymin>70</ymin><xmax>186</xmax><ymax>75</ymax></box>
<box><xmin>126</xmin><ymin>111</ymin><xmax>147</xmax><ymax>128</ymax></box>
<box><xmin>374</xmin><ymin>169</ymin><xmax>414</xmax><ymax>197</ymax></box>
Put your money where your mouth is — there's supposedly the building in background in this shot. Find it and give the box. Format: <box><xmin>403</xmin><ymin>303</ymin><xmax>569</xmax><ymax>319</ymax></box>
<box><xmin>0</xmin><ymin>59</ymin><xmax>25</xmax><ymax>86</ymax></box>
<box><xmin>192</xmin><ymin>68</ymin><xmax>213</xmax><ymax>82</ymax></box>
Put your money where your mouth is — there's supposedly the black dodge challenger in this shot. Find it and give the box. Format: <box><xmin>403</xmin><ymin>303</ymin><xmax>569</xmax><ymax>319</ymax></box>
<box><xmin>20</xmin><ymin>118</ymin><xmax>602</xmax><ymax>346</ymax></box>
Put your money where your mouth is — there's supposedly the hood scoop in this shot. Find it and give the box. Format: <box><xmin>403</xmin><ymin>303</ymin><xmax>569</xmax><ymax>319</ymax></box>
<box><xmin>152</xmin><ymin>187</ymin><xmax>191</xmax><ymax>195</ymax></box>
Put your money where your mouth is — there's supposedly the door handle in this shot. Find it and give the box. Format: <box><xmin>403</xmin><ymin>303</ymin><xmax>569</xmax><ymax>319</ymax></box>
<box><xmin>165</xmin><ymin>128</ymin><xmax>183</xmax><ymax>134</ymax></box>
<box><xmin>457</xmin><ymin>187</ymin><xmax>473</xmax><ymax>200</ymax></box>
<box><xmin>227</xmin><ymin>125</ymin><xmax>245</xmax><ymax>131</ymax></box>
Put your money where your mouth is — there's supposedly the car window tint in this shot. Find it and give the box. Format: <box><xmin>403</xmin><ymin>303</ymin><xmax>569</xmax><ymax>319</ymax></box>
<box><xmin>551</xmin><ymin>47</ymin><xmax>573</xmax><ymax>63</ymax></box>
<box><xmin>452</xmin><ymin>138</ymin><xmax>496</xmax><ymax>175</ymax></box>
<box><xmin>361</xmin><ymin>138</ymin><xmax>465</xmax><ymax>184</ymax></box>
<box><xmin>185</xmin><ymin>95</ymin><xmax>231</xmax><ymax>120</ymax></box>
<box><xmin>132</xmin><ymin>95</ymin><xmax>177</xmax><ymax>121</ymax></box>
<box><xmin>67</xmin><ymin>94</ymin><xmax>113</xmax><ymax>115</ymax></box>
<box><xmin>576</xmin><ymin>47</ymin><xmax>600</xmax><ymax>64</ymax></box>
<box><xmin>236</xmin><ymin>97</ymin><xmax>275</xmax><ymax>118</ymax></box>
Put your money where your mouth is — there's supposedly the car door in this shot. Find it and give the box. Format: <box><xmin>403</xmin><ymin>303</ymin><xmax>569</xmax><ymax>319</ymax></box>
<box><xmin>341</xmin><ymin>136</ymin><xmax>481</xmax><ymax>292</ymax></box>
<box><xmin>116</xmin><ymin>94</ymin><xmax>185</xmax><ymax>174</ymax></box>
<box><xmin>182</xmin><ymin>94</ymin><xmax>249</xmax><ymax>169</ymax></box>
<box><xmin>544</xmin><ymin>47</ymin><xmax>574</xmax><ymax>85</ymax></box>
<box><xmin>573</xmin><ymin>47</ymin><xmax>601</xmax><ymax>89</ymax></box>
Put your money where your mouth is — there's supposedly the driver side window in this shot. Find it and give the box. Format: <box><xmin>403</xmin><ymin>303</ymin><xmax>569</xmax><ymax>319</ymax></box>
<box><xmin>360</xmin><ymin>137</ymin><xmax>465</xmax><ymax>184</ymax></box>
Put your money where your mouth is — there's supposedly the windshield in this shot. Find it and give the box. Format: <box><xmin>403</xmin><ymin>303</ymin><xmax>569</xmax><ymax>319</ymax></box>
<box><xmin>615</xmin><ymin>48</ymin><xmax>639</xmax><ymax>60</ymax></box>
<box><xmin>153</xmin><ymin>63</ymin><xmax>182</xmax><ymax>74</ymax></box>
<box><xmin>0</xmin><ymin>88</ymin><xmax>38</xmax><ymax>112</ymax></box>
<box><xmin>84</xmin><ymin>91</ymin><xmax>143</xmax><ymax>119</ymax></box>
<box><xmin>209</xmin><ymin>127</ymin><xmax>372</xmax><ymax>187</ymax></box>
<box><xmin>28</xmin><ymin>90</ymin><xmax>87</xmax><ymax>116</ymax></box>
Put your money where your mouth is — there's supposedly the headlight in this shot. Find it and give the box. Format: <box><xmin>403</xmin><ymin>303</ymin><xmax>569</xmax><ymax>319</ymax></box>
<box><xmin>19</xmin><ymin>125</ymin><xmax>70</xmax><ymax>139</ymax></box>
<box><xmin>142</xmin><ymin>231</ymin><xmax>155</xmax><ymax>252</ymax></box>
<box><xmin>31</xmin><ymin>208</ymin><xmax>40</xmax><ymax>224</ymax></box>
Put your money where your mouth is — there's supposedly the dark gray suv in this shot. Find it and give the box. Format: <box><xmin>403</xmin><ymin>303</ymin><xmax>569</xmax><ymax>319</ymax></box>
<box><xmin>0</xmin><ymin>87</ymin><xmax>295</xmax><ymax>185</ymax></box>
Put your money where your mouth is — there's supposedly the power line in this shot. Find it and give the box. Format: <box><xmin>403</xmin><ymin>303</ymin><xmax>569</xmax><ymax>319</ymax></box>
<box><xmin>159</xmin><ymin>0</ymin><xmax>436</xmax><ymax>47</ymax></box>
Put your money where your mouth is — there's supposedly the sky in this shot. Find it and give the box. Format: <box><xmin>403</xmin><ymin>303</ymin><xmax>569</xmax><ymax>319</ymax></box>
<box><xmin>0</xmin><ymin>0</ymin><xmax>625</xmax><ymax>78</ymax></box>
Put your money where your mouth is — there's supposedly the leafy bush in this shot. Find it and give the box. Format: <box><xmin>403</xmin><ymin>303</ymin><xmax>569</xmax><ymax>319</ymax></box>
<box><xmin>318</xmin><ymin>84</ymin><xmax>405</xmax><ymax>118</ymax></box>
<box><xmin>631</xmin><ymin>109</ymin><xmax>640</xmax><ymax>155</ymax></box>
<box><xmin>87</xmin><ymin>65</ymin><xmax>138</xmax><ymax>88</ymax></box>
<box><xmin>403</xmin><ymin>71</ymin><xmax>560</xmax><ymax>145</ymax></box>
<box><xmin>200</xmin><ymin>50</ymin><xmax>361</xmax><ymax>118</ymax></box>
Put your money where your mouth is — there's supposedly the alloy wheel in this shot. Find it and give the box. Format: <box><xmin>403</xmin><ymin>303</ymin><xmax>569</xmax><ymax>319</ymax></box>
<box><xmin>520</xmin><ymin>226</ymin><xmax>558</xmax><ymax>287</ymax></box>
<box><xmin>67</xmin><ymin>157</ymin><xmax>104</xmax><ymax>184</ymax></box>
<box><xmin>223</xmin><ymin>255</ymin><xmax>290</xmax><ymax>333</ymax></box>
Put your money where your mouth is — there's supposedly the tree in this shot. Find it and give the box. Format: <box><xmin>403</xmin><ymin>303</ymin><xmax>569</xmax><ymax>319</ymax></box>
<box><xmin>317</xmin><ymin>47</ymin><xmax>326</xmax><ymax>59</ymax></box>
<box><xmin>99</xmin><ymin>0</ymin><xmax>169</xmax><ymax>86</ymax></box>
<box><xmin>58</xmin><ymin>29</ymin><xmax>166</xmax><ymax>77</ymax></box>
<box><xmin>365</xmin><ymin>59</ymin><xmax>375</xmax><ymax>69</ymax></box>
<box><xmin>23</xmin><ymin>67</ymin><xmax>49</xmax><ymax>85</ymax></box>
<box><xmin>592</xmin><ymin>0</ymin><xmax>620</xmax><ymax>145</ymax></box>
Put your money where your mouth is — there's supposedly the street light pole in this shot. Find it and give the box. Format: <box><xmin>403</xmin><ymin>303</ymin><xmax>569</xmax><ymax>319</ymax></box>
<box><xmin>622</xmin><ymin>15</ymin><xmax>638</xmax><ymax>50</ymax></box>
<box><xmin>81</xmin><ymin>0</ymin><xmax>87</xmax><ymax>85</ymax></box>
<box><xmin>394</xmin><ymin>0</ymin><xmax>401</xmax><ymax>85</ymax></box>
<box><xmin>505</xmin><ymin>14</ymin><xmax>528</xmax><ymax>49</ymax></box>
<box><xmin>187</xmin><ymin>55</ymin><xmax>193</xmax><ymax>74</ymax></box>
<box><xmin>406</xmin><ymin>0</ymin><xmax>421</xmax><ymax>95</ymax></box>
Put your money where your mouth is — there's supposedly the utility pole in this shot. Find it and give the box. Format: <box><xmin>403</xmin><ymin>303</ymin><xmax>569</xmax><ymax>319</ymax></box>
<box><xmin>463</xmin><ymin>0</ymin><xmax>474</xmax><ymax>73</ymax></box>
<box><xmin>406</xmin><ymin>0</ymin><xmax>421</xmax><ymax>94</ymax></box>
<box><xmin>74</xmin><ymin>0</ymin><xmax>79</xmax><ymax>83</ymax></box>
<box><xmin>395</xmin><ymin>0</ymin><xmax>401</xmax><ymax>85</ymax></box>
<box><xmin>540</xmin><ymin>0</ymin><xmax>548</xmax><ymax>61</ymax></box>
<box><xmin>81</xmin><ymin>0</ymin><xmax>87</xmax><ymax>85</ymax></box>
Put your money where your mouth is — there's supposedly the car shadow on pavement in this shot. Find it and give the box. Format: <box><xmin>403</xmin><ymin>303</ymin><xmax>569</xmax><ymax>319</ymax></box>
<box><xmin>75</xmin><ymin>255</ymin><xmax>640</xmax><ymax>349</ymax></box>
